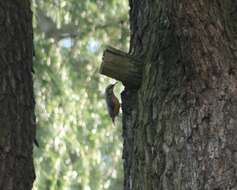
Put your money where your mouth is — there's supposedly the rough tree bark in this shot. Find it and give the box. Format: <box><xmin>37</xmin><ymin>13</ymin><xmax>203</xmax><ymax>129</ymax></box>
<box><xmin>122</xmin><ymin>0</ymin><xmax>237</xmax><ymax>189</ymax></box>
<box><xmin>0</xmin><ymin>1</ymin><xmax>36</xmax><ymax>190</ymax></box>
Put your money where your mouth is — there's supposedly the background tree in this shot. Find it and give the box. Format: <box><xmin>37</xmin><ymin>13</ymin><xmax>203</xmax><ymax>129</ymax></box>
<box><xmin>32</xmin><ymin>0</ymin><xmax>129</xmax><ymax>189</ymax></box>
<box><xmin>123</xmin><ymin>0</ymin><xmax>237</xmax><ymax>189</ymax></box>
<box><xmin>0</xmin><ymin>1</ymin><xmax>35</xmax><ymax>190</ymax></box>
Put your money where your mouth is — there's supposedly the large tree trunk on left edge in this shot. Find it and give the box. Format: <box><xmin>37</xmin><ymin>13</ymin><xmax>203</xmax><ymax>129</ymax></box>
<box><xmin>0</xmin><ymin>1</ymin><xmax>36</xmax><ymax>189</ymax></box>
<box><xmin>122</xmin><ymin>0</ymin><xmax>237</xmax><ymax>189</ymax></box>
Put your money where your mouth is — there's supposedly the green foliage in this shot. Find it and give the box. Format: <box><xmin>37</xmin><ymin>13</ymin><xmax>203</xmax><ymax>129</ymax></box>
<box><xmin>32</xmin><ymin>0</ymin><xmax>129</xmax><ymax>189</ymax></box>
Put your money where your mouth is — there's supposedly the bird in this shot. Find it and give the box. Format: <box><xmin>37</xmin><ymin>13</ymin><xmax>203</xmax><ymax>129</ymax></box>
<box><xmin>105</xmin><ymin>82</ymin><xmax>120</xmax><ymax>123</ymax></box>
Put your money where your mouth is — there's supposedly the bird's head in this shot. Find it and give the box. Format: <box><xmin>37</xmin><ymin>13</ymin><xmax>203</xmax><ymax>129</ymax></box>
<box><xmin>105</xmin><ymin>82</ymin><xmax>117</xmax><ymax>95</ymax></box>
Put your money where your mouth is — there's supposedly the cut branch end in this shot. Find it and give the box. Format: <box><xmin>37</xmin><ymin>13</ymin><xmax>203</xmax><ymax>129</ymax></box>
<box><xmin>100</xmin><ymin>46</ymin><xmax>142</xmax><ymax>88</ymax></box>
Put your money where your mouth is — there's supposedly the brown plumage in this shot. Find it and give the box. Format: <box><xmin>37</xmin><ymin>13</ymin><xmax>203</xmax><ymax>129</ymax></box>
<box><xmin>105</xmin><ymin>83</ymin><xmax>120</xmax><ymax>123</ymax></box>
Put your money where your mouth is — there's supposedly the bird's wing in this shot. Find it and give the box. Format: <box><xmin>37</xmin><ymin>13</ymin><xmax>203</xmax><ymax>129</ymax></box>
<box><xmin>106</xmin><ymin>96</ymin><xmax>115</xmax><ymax>117</ymax></box>
<box><xmin>112</xmin><ymin>96</ymin><xmax>120</xmax><ymax>116</ymax></box>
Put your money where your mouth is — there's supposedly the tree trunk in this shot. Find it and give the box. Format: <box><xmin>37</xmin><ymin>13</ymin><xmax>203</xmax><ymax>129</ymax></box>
<box><xmin>0</xmin><ymin>1</ymin><xmax>36</xmax><ymax>189</ymax></box>
<box><xmin>122</xmin><ymin>0</ymin><xmax>237</xmax><ymax>189</ymax></box>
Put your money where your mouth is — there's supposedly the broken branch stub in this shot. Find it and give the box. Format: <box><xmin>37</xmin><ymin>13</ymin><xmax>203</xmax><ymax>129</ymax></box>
<box><xmin>100</xmin><ymin>46</ymin><xmax>142</xmax><ymax>88</ymax></box>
